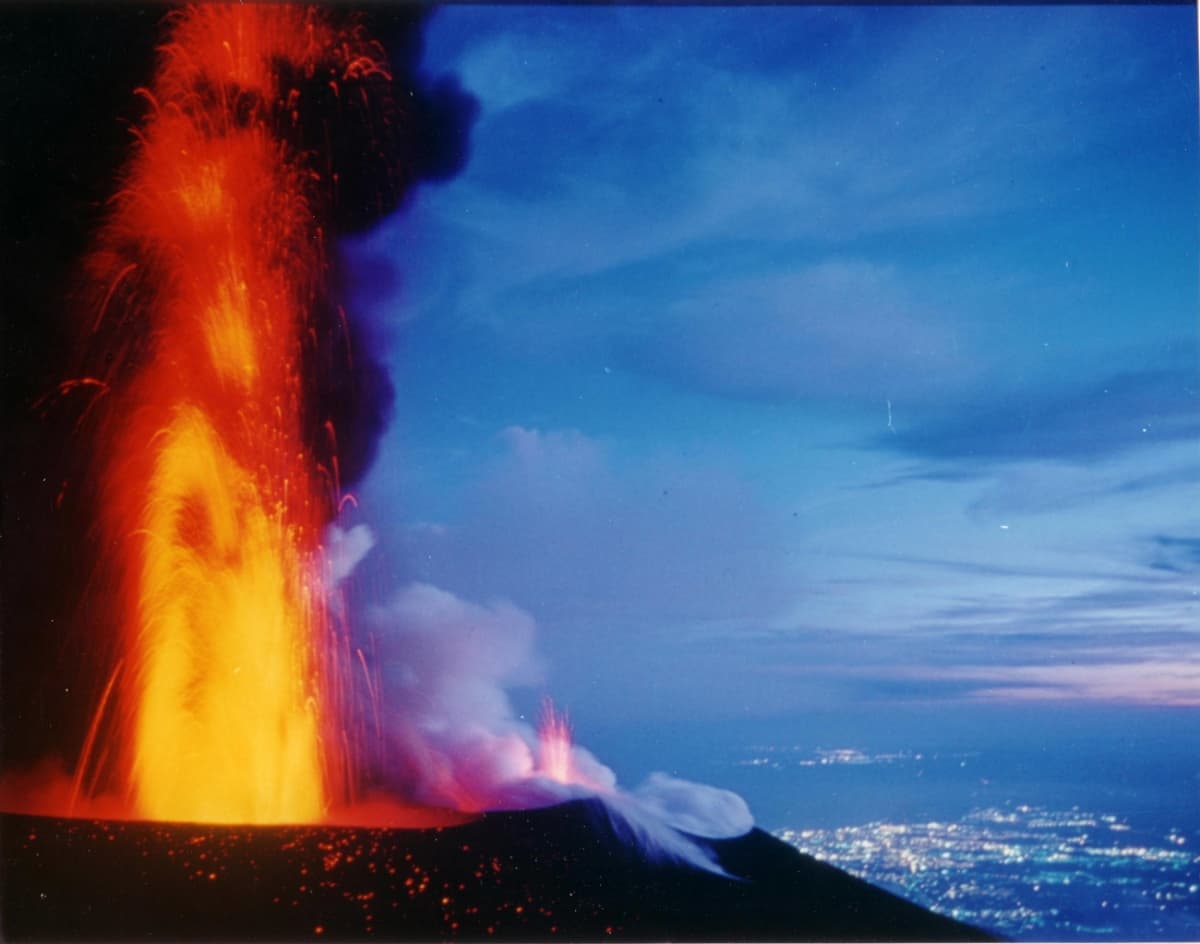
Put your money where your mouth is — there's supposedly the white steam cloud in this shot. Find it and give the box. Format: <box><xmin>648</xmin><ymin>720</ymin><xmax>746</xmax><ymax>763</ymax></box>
<box><xmin>631</xmin><ymin>772</ymin><xmax>753</xmax><ymax>839</ymax></box>
<box><xmin>331</xmin><ymin>525</ymin><xmax>753</xmax><ymax>873</ymax></box>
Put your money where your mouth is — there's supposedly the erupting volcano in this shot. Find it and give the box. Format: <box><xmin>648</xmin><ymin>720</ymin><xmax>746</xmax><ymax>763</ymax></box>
<box><xmin>1</xmin><ymin>6</ymin><xmax>995</xmax><ymax>940</ymax></box>
<box><xmin>12</xmin><ymin>0</ymin><xmax>733</xmax><ymax>846</ymax></box>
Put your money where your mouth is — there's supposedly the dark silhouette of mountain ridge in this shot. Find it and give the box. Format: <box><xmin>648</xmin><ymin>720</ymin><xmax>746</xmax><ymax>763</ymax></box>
<box><xmin>2</xmin><ymin>798</ymin><xmax>995</xmax><ymax>941</ymax></box>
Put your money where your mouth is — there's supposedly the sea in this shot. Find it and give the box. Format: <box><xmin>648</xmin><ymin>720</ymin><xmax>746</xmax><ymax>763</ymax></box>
<box><xmin>578</xmin><ymin>703</ymin><xmax>1200</xmax><ymax>941</ymax></box>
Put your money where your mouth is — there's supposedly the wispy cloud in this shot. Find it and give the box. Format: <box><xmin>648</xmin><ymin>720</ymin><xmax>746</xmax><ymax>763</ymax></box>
<box><xmin>879</xmin><ymin>362</ymin><xmax>1198</xmax><ymax>465</ymax></box>
<box><xmin>613</xmin><ymin>259</ymin><xmax>974</xmax><ymax>404</ymax></box>
<box><xmin>939</xmin><ymin>660</ymin><xmax>1200</xmax><ymax>707</ymax></box>
<box><xmin>388</xmin><ymin>4</ymin><xmax>1187</xmax><ymax>338</ymax></box>
<box><xmin>369</xmin><ymin>426</ymin><xmax>796</xmax><ymax>628</ymax></box>
<box><xmin>1147</xmin><ymin>535</ymin><xmax>1200</xmax><ymax>574</ymax></box>
<box><xmin>843</xmin><ymin>552</ymin><xmax>1148</xmax><ymax>586</ymax></box>
<box><xmin>735</xmin><ymin>520</ymin><xmax>1200</xmax><ymax>708</ymax></box>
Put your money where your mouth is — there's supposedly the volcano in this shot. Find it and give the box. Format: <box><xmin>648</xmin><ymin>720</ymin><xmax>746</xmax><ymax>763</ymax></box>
<box><xmin>2</xmin><ymin>801</ymin><xmax>992</xmax><ymax>941</ymax></box>
<box><xmin>2</xmin><ymin>8</ymin><xmax>996</xmax><ymax>941</ymax></box>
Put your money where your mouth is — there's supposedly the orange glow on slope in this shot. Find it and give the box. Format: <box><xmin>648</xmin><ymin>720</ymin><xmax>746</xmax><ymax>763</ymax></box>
<box><xmin>77</xmin><ymin>5</ymin><xmax>390</xmax><ymax>824</ymax></box>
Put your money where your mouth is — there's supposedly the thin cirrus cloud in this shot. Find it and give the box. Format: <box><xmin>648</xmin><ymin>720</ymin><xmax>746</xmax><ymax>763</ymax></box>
<box><xmin>1148</xmin><ymin>535</ymin><xmax>1200</xmax><ymax>575</ymax></box>
<box><xmin>747</xmin><ymin>575</ymin><xmax>1200</xmax><ymax>708</ymax></box>
<box><xmin>928</xmin><ymin>581</ymin><xmax>1199</xmax><ymax>641</ymax></box>
<box><xmin>940</xmin><ymin>660</ymin><xmax>1200</xmax><ymax>707</ymax></box>
<box><xmin>737</xmin><ymin>513</ymin><xmax>1200</xmax><ymax>709</ymax></box>
<box><xmin>877</xmin><ymin>359</ymin><xmax>1199</xmax><ymax>465</ymax></box>
<box><xmin>961</xmin><ymin>450</ymin><xmax>1200</xmax><ymax>521</ymax></box>
<box><xmin>611</xmin><ymin>260</ymin><xmax>974</xmax><ymax>405</ymax></box>
<box><xmin>396</xmin><ymin>3</ymin><xmax>1181</xmax><ymax>338</ymax></box>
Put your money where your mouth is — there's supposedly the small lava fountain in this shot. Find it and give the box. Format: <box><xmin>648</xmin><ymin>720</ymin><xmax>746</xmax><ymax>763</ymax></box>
<box><xmin>538</xmin><ymin>699</ymin><xmax>595</xmax><ymax>789</ymax></box>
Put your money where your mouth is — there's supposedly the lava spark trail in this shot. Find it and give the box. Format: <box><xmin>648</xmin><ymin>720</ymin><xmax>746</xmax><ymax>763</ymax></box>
<box><xmin>538</xmin><ymin>700</ymin><xmax>576</xmax><ymax>786</ymax></box>
<box><xmin>77</xmin><ymin>5</ymin><xmax>396</xmax><ymax>824</ymax></box>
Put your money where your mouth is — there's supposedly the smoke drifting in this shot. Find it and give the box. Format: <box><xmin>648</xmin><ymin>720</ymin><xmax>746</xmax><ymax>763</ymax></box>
<box><xmin>296</xmin><ymin>6</ymin><xmax>479</xmax><ymax>488</ymax></box>
<box><xmin>632</xmin><ymin>773</ymin><xmax>754</xmax><ymax>839</ymax></box>
<box><xmin>333</xmin><ymin>537</ymin><xmax>751</xmax><ymax>870</ymax></box>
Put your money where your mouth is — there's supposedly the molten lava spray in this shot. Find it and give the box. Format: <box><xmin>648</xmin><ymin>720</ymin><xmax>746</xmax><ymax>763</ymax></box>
<box><xmin>78</xmin><ymin>6</ymin><xmax>397</xmax><ymax>825</ymax></box>
<box><xmin>538</xmin><ymin>699</ymin><xmax>576</xmax><ymax>786</ymax></box>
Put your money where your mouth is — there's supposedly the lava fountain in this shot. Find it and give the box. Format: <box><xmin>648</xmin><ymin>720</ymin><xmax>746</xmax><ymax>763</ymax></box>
<box><xmin>71</xmin><ymin>5</ymin><xmax>397</xmax><ymax>825</ymax></box>
<box><xmin>538</xmin><ymin>699</ymin><xmax>589</xmax><ymax>788</ymax></box>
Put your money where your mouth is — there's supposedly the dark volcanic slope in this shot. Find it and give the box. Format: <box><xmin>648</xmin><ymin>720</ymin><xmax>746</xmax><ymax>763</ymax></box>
<box><xmin>1</xmin><ymin>799</ymin><xmax>993</xmax><ymax>941</ymax></box>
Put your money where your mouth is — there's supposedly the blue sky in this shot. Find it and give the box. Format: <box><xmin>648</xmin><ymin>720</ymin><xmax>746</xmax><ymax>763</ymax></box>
<box><xmin>343</xmin><ymin>5</ymin><xmax>1199</xmax><ymax>728</ymax></box>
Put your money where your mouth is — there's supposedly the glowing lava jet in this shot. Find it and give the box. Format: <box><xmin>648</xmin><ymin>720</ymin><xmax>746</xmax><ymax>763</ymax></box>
<box><xmin>536</xmin><ymin>699</ymin><xmax>608</xmax><ymax>794</ymax></box>
<box><xmin>76</xmin><ymin>5</ymin><xmax>396</xmax><ymax>825</ymax></box>
<box><xmin>537</xmin><ymin>700</ymin><xmax>576</xmax><ymax>786</ymax></box>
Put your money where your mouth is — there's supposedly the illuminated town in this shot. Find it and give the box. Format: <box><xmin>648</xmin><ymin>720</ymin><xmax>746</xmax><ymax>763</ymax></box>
<box><xmin>777</xmin><ymin>803</ymin><xmax>1200</xmax><ymax>940</ymax></box>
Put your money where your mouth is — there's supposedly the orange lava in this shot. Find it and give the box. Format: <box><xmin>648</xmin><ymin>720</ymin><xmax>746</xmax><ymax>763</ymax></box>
<box><xmin>72</xmin><ymin>5</ymin><xmax>392</xmax><ymax>825</ymax></box>
<box><xmin>322</xmin><ymin>797</ymin><xmax>475</xmax><ymax>830</ymax></box>
<box><xmin>0</xmin><ymin>761</ymin><xmax>473</xmax><ymax>829</ymax></box>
